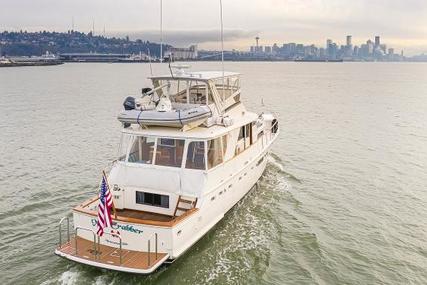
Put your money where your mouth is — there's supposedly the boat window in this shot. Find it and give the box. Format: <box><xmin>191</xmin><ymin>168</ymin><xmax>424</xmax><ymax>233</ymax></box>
<box><xmin>128</xmin><ymin>136</ymin><xmax>155</xmax><ymax>164</ymax></box>
<box><xmin>117</xmin><ymin>133</ymin><xmax>133</xmax><ymax>161</ymax></box>
<box><xmin>186</xmin><ymin>141</ymin><xmax>206</xmax><ymax>170</ymax></box>
<box><xmin>136</xmin><ymin>191</ymin><xmax>169</xmax><ymax>208</ymax></box>
<box><xmin>208</xmin><ymin>137</ymin><xmax>224</xmax><ymax>169</ymax></box>
<box><xmin>245</xmin><ymin>123</ymin><xmax>252</xmax><ymax>148</ymax></box>
<box><xmin>155</xmin><ymin>138</ymin><xmax>185</xmax><ymax>168</ymax></box>
<box><xmin>221</xmin><ymin>135</ymin><xmax>228</xmax><ymax>157</ymax></box>
<box><xmin>235</xmin><ymin>123</ymin><xmax>252</xmax><ymax>155</ymax></box>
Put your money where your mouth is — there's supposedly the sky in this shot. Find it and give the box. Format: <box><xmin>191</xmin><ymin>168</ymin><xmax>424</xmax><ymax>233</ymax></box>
<box><xmin>1</xmin><ymin>0</ymin><xmax>427</xmax><ymax>55</ymax></box>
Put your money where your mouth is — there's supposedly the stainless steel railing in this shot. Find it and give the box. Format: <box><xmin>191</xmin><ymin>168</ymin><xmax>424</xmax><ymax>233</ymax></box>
<box><xmin>147</xmin><ymin>233</ymin><xmax>158</xmax><ymax>266</ymax></box>
<box><xmin>102</xmin><ymin>232</ymin><xmax>123</xmax><ymax>265</ymax></box>
<box><xmin>58</xmin><ymin>217</ymin><xmax>161</xmax><ymax>267</ymax></box>
<box><xmin>58</xmin><ymin>216</ymin><xmax>70</xmax><ymax>248</ymax></box>
<box><xmin>75</xmin><ymin>226</ymin><xmax>97</xmax><ymax>258</ymax></box>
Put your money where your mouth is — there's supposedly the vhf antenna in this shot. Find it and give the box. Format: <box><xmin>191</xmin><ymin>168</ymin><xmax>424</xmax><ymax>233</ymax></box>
<box><xmin>219</xmin><ymin>0</ymin><xmax>225</xmax><ymax>100</ymax></box>
<box><xmin>160</xmin><ymin>0</ymin><xmax>163</xmax><ymax>63</ymax></box>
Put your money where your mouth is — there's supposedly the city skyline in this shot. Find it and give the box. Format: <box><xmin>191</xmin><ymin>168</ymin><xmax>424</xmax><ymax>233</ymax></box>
<box><xmin>1</xmin><ymin>0</ymin><xmax>427</xmax><ymax>55</ymax></box>
<box><xmin>247</xmin><ymin>34</ymin><xmax>406</xmax><ymax>59</ymax></box>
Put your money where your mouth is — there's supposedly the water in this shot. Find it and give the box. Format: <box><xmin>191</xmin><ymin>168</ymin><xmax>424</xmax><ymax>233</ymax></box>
<box><xmin>1</xmin><ymin>62</ymin><xmax>426</xmax><ymax>285</ymax></box>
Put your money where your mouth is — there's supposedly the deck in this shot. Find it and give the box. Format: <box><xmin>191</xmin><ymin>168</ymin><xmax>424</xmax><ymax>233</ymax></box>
<box><xmin>74</xmin><ymin>196</ymin><xmax>197</xmax><ymax>227</ymax></box>
<box><xmin>56</xmin><ymin>236</ymin><xmax>169</xmax><ymax>274</ymax></box>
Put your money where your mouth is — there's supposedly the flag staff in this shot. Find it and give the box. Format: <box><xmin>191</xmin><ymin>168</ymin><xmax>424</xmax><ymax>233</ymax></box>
<box><xmin>102</xmin><ymin>170</ymin><xmax>117</xmax><ymax>219</ymax></box>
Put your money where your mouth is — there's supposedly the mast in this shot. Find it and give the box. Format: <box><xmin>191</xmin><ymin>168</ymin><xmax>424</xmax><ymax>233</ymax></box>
<box><xmin>160</xmin><ymin>0</ymin><xmax>163</xmax><ymax>62</ymax></box>
<box><xmin>219</xmin><ymin>0</ymin><xmax>225</xmax><ymax>101</ymax></box>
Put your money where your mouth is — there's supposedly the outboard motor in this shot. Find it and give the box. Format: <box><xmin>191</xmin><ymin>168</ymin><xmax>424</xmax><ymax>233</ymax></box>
<box><xmin>123</xmin><ymin>96</ymin><xmax>136</xmax><ymax>111</ymax></box>
<box><xmin>141</xmin><ymin>87</ymin><xmax>152</xmax><ymax>96</ymax></box>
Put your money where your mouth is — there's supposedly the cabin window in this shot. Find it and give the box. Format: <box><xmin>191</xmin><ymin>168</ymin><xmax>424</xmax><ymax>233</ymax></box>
<box><xmin>128</xmin><ymin>136</ymin><xmax>155</xmax><ymax>164</ymax></box>
<box><xmin>186</xmin><ymin>141</ymin><xmax>206</xmax><ymax>170</ymax></box>
<box><xmin>245</xmin><ymin>123</ymin><xmax>252</xmax><ymax>148</ymax></box>
<box><xmin>221</xmin><ymin>135</ymin><xmax>228</xmax><ymax>157</ymax></box>
<box><xmin>136</xmin><ymin>191</ymin><xmax>169</xmax><ymax>208</ymax></box>
<box><xmin>235</xmin><ymin>123</ymin><xmax>253</xmax><ymax>155</ymax></box>
<box><xmin>208</xmin><ymin>138</ymin><xmax>223</xmax><ymax>169</ymax></box>
<box><xmin>155</xmin><ymin>138</ymin><xmax>185</xmax><ymax>168</ymax></box>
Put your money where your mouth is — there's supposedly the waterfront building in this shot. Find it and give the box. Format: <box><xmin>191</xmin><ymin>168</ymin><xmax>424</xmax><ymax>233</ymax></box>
<box><xmin>165</xmin><ymin>45</ymin><xmax>198</xmax><ymax>60</ymax></box>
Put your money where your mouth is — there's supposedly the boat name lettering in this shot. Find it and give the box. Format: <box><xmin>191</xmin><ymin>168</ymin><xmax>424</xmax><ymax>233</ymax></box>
<box><xmin>91</xmin><ymin>219</ymin><xmax>143</xmax><ymax>234</ymax></box>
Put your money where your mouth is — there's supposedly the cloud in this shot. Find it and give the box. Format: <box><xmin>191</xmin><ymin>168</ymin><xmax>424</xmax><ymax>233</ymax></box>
<box><xmin>111</xmin><ymin>29</ymin><xmax>258</xmax><ymax>48</ymax></box>
<box><xmin>1</xmin><ymin>0</ymin><xmax>427</xmax><ymax>53</ymax></box>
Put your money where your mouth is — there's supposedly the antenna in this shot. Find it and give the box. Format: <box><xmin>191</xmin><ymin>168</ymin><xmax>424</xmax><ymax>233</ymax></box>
<box><xmin>219</xmin><ymin>0</ymin><xmax>225</xmax><ymax>100</ymax></box>
<box><xmin>160</xmin><ymin>0</ymin><xmax>163</xmax><ymax>62</ymax></box>
<box><xmin>168</xmin><ymin>54</ymin><xmax>174</xmax><ymax>78</ymax></box>
<box><xmin>147</xmin><ymin>48</ymin><xmax>153</xmax><ymax>76</ymax></box>
<box><xmin>72</xmin><ymin>16</ymin><xmax>75</xmax><ymax>31</ymax></box>
<box><xmin>92</xmin><ymin>19</ymin><xmax>95</xmax><ymax>36</ymax></box>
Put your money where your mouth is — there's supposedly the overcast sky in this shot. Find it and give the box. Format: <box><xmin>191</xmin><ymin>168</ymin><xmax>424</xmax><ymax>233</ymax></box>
<box><xmin>1</xmin><ymin>0</ymin><xmax>427</xmax><ymax>54</ymax></box>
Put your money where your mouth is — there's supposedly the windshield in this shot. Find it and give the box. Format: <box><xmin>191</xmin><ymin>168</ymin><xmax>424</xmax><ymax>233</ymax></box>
<box><xmin>152</xmin><ymin>79</ymin><xmax>213</xmax><ymax>105</ymax></box>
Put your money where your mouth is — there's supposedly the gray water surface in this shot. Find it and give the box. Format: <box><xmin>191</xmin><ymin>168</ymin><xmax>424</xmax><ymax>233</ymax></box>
<box><xmin>0</xmin><ymin>62</ymin><xmax>426</xmax><ymax>285</ymax></box>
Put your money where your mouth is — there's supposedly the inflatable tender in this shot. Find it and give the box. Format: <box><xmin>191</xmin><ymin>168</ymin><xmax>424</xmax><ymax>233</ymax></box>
<box><xmin>118</xmin><ymin>105</ymin><xmax>212</xmax><ymax>127</ymax></box>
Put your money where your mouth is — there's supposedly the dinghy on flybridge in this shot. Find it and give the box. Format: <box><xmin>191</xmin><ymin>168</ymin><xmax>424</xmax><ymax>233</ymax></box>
<box><xmin>54</xmin><ymin>65</ymin><xmax>279</xmax><ymax>274</ymax></box>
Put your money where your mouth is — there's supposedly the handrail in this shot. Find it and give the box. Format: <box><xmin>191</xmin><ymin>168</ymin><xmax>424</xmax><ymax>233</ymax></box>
<box><xmin>103</xmin><ymin>232</ymin><xmax>123</xmax><ymax>265</ymax></box>
<box><xmin>58</xmin><ymin>216</ymin><xmax>70</xmax><ymax>248</ymax></box>
<box><xmin>146</xmin><ymin>232</ymin><xmax>159</xmax><ymax>266</ymax></box>
<box><xmin>75</xmin><ymin>226</ymin><xmax>97</xmax><ymax>259</ymax></box>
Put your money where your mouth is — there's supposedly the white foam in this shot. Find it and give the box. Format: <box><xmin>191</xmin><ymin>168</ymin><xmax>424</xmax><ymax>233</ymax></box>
<box><xmin>59</xmin><ymin>270</ymin><xmax>80</xmax><ymax>285</ymax></box>
<box><xmin>267</xmin><ymin>155</ymin><xmax>285</xmax><ymax>172</ymax></box>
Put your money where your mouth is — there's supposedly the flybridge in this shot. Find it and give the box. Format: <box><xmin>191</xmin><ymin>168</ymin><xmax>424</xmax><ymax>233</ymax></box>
<box><xmin>117</xmin><ymin>66</ymin><xmax>241</xmax><ymax>130</ymax></box>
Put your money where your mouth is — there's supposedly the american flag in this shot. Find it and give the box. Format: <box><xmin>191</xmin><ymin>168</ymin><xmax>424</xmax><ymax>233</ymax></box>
<box><xmin>96</xmin><ymin>175</ymin><xmax>113</xmax><ymax>236</ymax></box>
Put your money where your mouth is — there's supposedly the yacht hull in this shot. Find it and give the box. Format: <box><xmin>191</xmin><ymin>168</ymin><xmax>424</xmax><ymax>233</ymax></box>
<box><xmin>55</xmin><ymin>132</ymin><xmax>277</xmax><ymax>274</ymax></box>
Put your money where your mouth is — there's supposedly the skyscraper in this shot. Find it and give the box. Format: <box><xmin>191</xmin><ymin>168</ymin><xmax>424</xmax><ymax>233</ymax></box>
<box><xmin>346</xmin><ymin>35</ymin><xmax>352</xmax><ymax>47</ymax></box>
<box><xmin>375</xmin><ymin>36</ymin><xmax>380</xmax><ymax>47</ymax></box>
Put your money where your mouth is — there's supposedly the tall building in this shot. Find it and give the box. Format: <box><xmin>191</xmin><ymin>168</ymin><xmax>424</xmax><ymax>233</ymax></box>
<box><xmin>346</xmin><ymin>35</ymin><xmax>352</xmax><ymax>47</ymax></box>
<box><xmin>375</xmin><ymin>36</ymin><xmax>380</xmax><ymax>47</ymax></box>
<box><xmin>367</xmin><ymin>40</ymin><xmax>374</xmax><ymax>54</ymax></box>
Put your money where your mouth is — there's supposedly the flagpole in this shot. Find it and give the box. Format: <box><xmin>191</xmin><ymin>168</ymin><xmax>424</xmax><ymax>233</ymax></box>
<box><xmin>102</xmin><ymin>170</ymin><xmax>117</xmax><ymax>219</ymax></box>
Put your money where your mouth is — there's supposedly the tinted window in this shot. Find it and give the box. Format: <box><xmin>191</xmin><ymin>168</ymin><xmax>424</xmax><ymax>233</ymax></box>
<box><xmin>136</xmin><ymin>191</ymin><xmax>169</xmax><ymax>208</ymax></box>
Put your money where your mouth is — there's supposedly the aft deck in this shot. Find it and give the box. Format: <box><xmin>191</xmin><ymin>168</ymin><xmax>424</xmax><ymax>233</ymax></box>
<box><xmin>55</xmin><ymin>236</ymin><xmax>169</xmax><ymax>274</ymax></box>
<box><xmin>74</xmin><ymin>197</ymin><xmax>197</xmax><ymax>227</ymax></box>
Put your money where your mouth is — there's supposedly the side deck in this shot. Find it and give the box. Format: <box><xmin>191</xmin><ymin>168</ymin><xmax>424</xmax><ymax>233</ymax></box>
<box><xmin>55</xmin><ymin>236</ymin><xmax>169</xmax><ymax>274</ymax></box>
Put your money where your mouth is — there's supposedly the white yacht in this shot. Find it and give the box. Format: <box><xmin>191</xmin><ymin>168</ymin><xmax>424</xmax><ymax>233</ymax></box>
<box><xmin>55</xmin><ymin>66</ymin><xmax>279</xmax><ymax>274</ymax></box>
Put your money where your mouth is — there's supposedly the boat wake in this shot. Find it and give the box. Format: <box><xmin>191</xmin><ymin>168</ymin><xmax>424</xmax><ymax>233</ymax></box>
<box><xmin>268</xmin><ymin>153</ymin><xmax>302</xmax><ymax>184</ymax></box>
<box><xmin>170</xmin><ymin>156</ymin><xmax>293</xmax><ymax>284</ymax></box>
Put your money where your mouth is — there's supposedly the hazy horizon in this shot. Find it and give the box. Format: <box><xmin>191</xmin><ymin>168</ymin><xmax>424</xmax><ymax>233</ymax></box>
<box><xmin>1</xmin><ymin>0</ymin><xmax>427</xmax><ymax>55</ymax></box>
